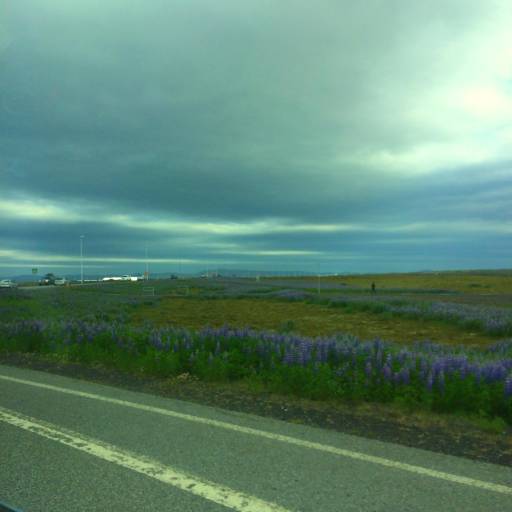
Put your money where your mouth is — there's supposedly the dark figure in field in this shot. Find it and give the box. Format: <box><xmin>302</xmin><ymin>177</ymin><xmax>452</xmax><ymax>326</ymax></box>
<box><xmin>371</xmin><ymin>282</ymin><xmax>376</xmax><ymax>293</ymax></box>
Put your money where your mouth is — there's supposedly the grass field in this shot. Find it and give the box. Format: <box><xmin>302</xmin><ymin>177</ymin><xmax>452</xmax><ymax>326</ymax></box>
<box><xmin>1</xmin><ymin>270</ymin><xmax>512</xmax><ymax>428</ymax></box>
<box><xmin>131</xmin><ymin>297</ymin><xmax>496</xmax><ymax>347</ymax></box>
<box><xmin>293</xmin><ymin>270</ymin><xmax>512</xmax><ymax>294</ymax></box>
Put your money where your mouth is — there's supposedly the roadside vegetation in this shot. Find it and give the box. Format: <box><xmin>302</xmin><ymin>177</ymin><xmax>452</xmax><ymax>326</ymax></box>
<box><xmin>1</xmin><ymin>270</ymin><xmax>511</xmax><ymax>427</ymax></box>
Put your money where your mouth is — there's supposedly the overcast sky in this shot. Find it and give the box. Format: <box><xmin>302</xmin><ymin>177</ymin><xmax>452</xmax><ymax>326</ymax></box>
<box><xmin>1</xmin><ymin>0</ymin><xmax>511</xmax><ymax>277</ymax></box>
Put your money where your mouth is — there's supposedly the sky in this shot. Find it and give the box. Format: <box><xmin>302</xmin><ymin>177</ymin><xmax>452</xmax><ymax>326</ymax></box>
<box><xmin>1</xmin><ymin>0</ymin><xmax>512</xmax><ymax>277</ymax></box>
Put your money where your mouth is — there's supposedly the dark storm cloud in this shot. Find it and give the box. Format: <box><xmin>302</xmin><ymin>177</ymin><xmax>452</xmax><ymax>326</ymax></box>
<box><xmin>1</xmin><ymin>0</ymin><xmax>511</xmax><ymax>274</ymax></box>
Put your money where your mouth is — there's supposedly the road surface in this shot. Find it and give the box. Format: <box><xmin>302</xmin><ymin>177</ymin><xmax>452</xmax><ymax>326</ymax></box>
<box><xmin>0</xmin><ymin>364</ymin><xmax>511</xmax><ymax>511</ymax></box>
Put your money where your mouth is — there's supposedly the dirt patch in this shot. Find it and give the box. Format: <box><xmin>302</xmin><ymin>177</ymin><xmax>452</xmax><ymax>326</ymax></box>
<box><xmin>1</xmin><ymin>351</ymin><xmax>511</xmax><ymax>467</ymax></box>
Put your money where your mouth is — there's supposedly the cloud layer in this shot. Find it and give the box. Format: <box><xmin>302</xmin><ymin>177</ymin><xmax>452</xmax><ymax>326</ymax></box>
<box><xmin>1</xmin><ymin>1</ymin><xmax>511</xmax><ymax>276</ymax></box>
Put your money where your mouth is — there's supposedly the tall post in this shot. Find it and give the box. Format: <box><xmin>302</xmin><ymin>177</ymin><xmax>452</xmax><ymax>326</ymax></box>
<box><xmin>145</xmin><ymin>245</ymin><xmax>149</xmax><ymax>280</ymax></box>
<box><xmin>80</xmin><ymin>235</ymin><xmax>85</xmax><ymax>285</ymax></box>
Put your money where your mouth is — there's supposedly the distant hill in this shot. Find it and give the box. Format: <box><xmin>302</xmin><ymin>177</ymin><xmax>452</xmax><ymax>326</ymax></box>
<box><xmin>5</xmin><ymin>268</ymin><xmax>511</xmax><ymax>281</ymax></box>
<box><xmin>194</xmin><ymin>268</ymin><xmax>339</xmax><ymax>277</ymax></box>
<box><xmin>6</xmin><ymin>274</ymin><xmax>43</xmax><ymax>282</ymax></box>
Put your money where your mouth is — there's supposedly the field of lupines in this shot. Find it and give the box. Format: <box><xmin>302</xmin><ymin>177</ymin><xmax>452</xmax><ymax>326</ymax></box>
<box><xmin>5</xmin><ymin>285</ymin><xmax>511</xmax><ymax>338</ymax></box>
<box><xmin>1</xmin><ymin>317</ymin><xmax>511</xmax><ymax>424</ymax></box>
<box><xmin>204</xmin><ymin>286</ymin><xmax>512</xmax><ymax>337</ymax></box>
<box><xmin>136</xmin><ymin>278</ymin><xmax>512</xmax><ymax>337</ymax></box>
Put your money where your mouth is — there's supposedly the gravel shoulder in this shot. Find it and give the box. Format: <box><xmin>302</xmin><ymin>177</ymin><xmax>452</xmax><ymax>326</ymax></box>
<box><xmin>1</xmin><ymin>351</ymin><xmax>511</xmax><ymax>467</ymax></box>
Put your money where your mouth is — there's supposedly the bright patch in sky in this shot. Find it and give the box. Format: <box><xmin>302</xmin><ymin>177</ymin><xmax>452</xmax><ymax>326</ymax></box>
<box><xmin>461</xmin><ymin>86</ymin><xmax>512</xmax><ymax>117</ymax></box>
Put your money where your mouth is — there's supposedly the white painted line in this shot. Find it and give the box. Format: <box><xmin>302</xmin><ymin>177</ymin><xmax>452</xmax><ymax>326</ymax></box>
<box><xmin>1</xmin><ymin>373</ymin><xmax>511</xmax><ymax>496</ymax></box>
<box><xmin>0</xmin><ymin>405</ymin><xmax>290</xmax><ymax>512</ymax></box>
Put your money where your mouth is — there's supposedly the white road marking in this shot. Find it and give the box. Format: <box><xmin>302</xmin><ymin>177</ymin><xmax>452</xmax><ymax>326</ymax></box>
<box><xmin>1</xmin><ymin>373</ymin><xmax>511</xmax><ymax>496</ymax></box>
<box><xmin>0</xmin><ymin>405</ymin><xmax>290</xmax><ymax>512</ymax></box>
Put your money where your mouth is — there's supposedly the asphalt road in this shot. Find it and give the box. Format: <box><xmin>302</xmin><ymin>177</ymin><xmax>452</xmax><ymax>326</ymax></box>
<box><xmin>0</xmin><ymin>364</ymin><xmax>511</xmax><ymax>512</ymax></box>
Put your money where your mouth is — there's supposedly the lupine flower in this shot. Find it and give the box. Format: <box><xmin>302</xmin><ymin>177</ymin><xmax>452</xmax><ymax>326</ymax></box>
<box><xmin>505</xmin><ymin>377</ymin><xmax>512</xmax><ymax>399</ymax></box>
<box><xmin>426</xmin><ymin>371</ymin><xmax>433</xmax><ymax>392</ymax></box>
<box><xmin>365</xmin><ymin>361</ymin><xmax>372</xmax><ymax>379</ymax></box>
<box><xmin>400</xmin><ymin>367</ymin><xmax>410</xmax><ymax>385</ymax></box>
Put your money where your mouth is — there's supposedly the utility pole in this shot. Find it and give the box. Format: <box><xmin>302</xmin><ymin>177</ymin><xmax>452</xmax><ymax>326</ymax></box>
<box><xmin>145</xmin><ymin>245</ymin><xmax>149</xmax><ymax>280</ymax></box>
<box><xmin>80</xmin><ymin>235</ymin><xmax>85</xmax><ymax>284</ymax></box>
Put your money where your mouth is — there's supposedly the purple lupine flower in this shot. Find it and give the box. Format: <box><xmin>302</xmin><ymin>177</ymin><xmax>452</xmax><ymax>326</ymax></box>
<box><xmin>382</xmin><ymin>365</ymin><xmax>392</xmax><ymax>382</ymax></box>
<box><xmin>365</xmin><ymin>361</ymin><xmax>372</xmax><ymax>379</ymax></box>
<box><xmin>150</xmin><ymin>332</ymin><xmax>164</xmax><ymax>350</ymax></box>
<box><xmin>459</xmin><ymin>361</ymin><xmax>467</xmax><ymax>380</ymax></box>
<box><xmin>505</xmin><ymin>376</ymin><xmax>512</xmax><ymax>399</ymax></box>
<box><xmin>375</xmin><ymin>347</ymin><xmax>383</xmax><ymax>366</ymax></box>
<box><xmin>397</xmin><ymin>349</ymin><xmax>408</xmax><ymax>365</ymax></box>
<box><xmin>316</xmin><ymin>342</ymin><xmax>328</xmax><ymax>364</ymax></box>
<box><xmin>292</xmin><ymin>345</ymin><xmax>302</xmax><ymax>366</ymax></box>
<box><xmin>283</xmin><ymin>349</ymin><xmax>294</xmax><ymax>366</ymax></box>
<box><xmin>431</xmin><ymin>358</ymin><xmax>444</xmax><ymax>378</ymax></box>
<box><xmin>419</xmin><ymin>356</ymin><xmax>429</xmax><ymax>376</ymax></box>
<box><xmin>401</xmin><ymin>367</ymin><xmax>410</xmax><ymax>385</ymax></box>
<box><xmin>426</xmin><ymin>371</ymin><xmax>433</xmax><ymax>392</ymax></box>
<box><xmin>494</xmin><ymin>363</ymin><xmax>507</xmax><ymax>382</ymax></box>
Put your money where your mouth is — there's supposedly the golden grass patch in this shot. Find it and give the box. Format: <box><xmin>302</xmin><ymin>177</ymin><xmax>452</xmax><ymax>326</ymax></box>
<box><xmin>131</xmin><ymin>298</ymin><xmax>496</xmax><ymax>347</ymax></box>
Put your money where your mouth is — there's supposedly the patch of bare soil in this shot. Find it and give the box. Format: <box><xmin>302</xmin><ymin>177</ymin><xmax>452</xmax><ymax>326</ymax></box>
<box><xmin>1</xmin><ymin>351</ymin><xmax>511</xmax><ymax>467</ymax></box>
